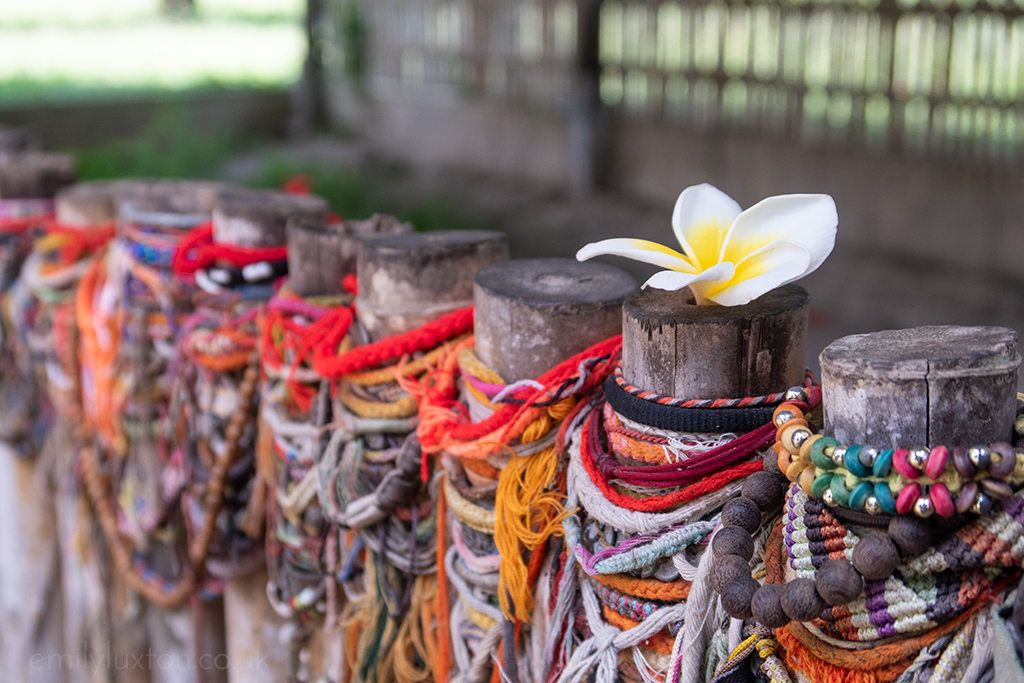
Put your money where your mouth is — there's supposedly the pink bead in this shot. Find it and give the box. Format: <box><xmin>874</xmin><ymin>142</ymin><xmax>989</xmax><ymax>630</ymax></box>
<box><xmin>930</xmin><ymin>483</ymin><xmax>955</xmax><ymax>517</ymax></box>
<box><xmin>806</xmin><ymin>386</ymin><xmax>823</xmax><ymax>408</ymax></box>
<box><xmin>896</xmin><ymin>483</ymin><xmax>922</xmax><ymax>515</ymax></box>
<box><xmin>925</xmin><ymin>446</ymin><xmax>948</xmax><ymax>480</ymax></box>
<box><xmin>893</xmin><ymin>449</ymin><xmax>921</xmax><ymax>480</ymax></box>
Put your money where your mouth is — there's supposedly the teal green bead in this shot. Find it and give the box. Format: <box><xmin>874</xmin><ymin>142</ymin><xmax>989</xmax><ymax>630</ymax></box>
<box><xmin>812</xmin><ymin>473</ymin><xmax>833</xmax><ymax>498</ymax></box>
<box><xmin>831</xmin><ymin>474</ymin><xmax>852</xmax><ymax>507</ymax></box>
<box><xmin>844</xmin><ymin>445</ymin><xmax>871</xmax><ymax>477</ymax></box>
<box><xmin>849</xmin><ymin>482</ymin><xmax>873</xmax><ymax>510</ymax></box>
<box><xmin>811</xmin><ymin>437</ymin><xmax>840</xmax><ymax>470</ymax></box>
<box><xmin>874</xmin><ymin>482</ymin><xmax>897</xmax><ymax>514</ymax></box>
<box><xmin>873</xmin><ymin>449</ymin><xmax>894</xmax><ymax>478</ymax></box>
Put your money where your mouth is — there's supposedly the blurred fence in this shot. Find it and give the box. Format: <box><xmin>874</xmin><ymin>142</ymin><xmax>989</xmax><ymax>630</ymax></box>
<box><xmin>336</xmin><ymin>0</ymin><xmax>1024</xmax><ymax>164</ymax></box>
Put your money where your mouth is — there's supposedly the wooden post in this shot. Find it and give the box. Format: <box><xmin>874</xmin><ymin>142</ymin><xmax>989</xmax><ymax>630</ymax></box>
<box><xmin>0</xmin><ymin>153</ymin><xmax>74</xmax><ymax>683</ymax></box>
<box><xmin>569</xmin><ymin>0</ymin><xmax>605</xmax><ymax>195</ymax></box>
<box><xmin>820</xmin><ymin>326</ymin><xmax>1020</xmax><ymax>447</ymax></box>
<box><xmin>339</xmin><ymin>230</ymin><xmax>508</xmax><ymax>683</ymax></box>
<box><xmin>615</xmin><ymin>284</ymin><xmax>811</xmax><ymax>680</ymax></box>
<box><xmin>465</xmin><ymin>258</ymin><xmax>634</xmax><ymax>683</ymax></box>
<box><xmin>213</xmin><ymin>188</ymin><xmax>327</xmax><ymax>248</ymax></box>
<box><xmin>622</xmin><ymin>285</ymin><xmax>810</xmax><ymax>399</ymax></box>
<box><xmin>112</xmin><ymin>180</ymin><xmax>229</xmax><ymax>683</ymax></box>
<box><xmin>0</xmin><ymin>152</ymin><xmax>75</xmax><ymax>198</ymax></box>
<box><xmin>0</xmin><ymin>125</ymin><xmax>35</xmax><ymax>152</ymax></box>
<box><xmin>50</xmin><ymin>181</ymin><xmax>122</xmax><ymax>683</ymax></box>
<box><xmin>357</xmin><ymin>230</ymin><xmax>510</xmax><ymax>335</ymax></box>
<box><xmin>356</xmin><ymin>231</ymin><xmax>510</xmax><ymax>340</ymax></box>
<box><xmin>474</xmin><ymin>258</ymin><xmax>637</xmax><ymax>381</ymax></box>
<box><xmin>287</xmin><ymin>213</ymin><xmax>413</xmax><ymax>297</ymax></box>
<box><xmin>216</xmin><ymin>192</ymin><xmax>332</xmax><ymax>683</ymax></box>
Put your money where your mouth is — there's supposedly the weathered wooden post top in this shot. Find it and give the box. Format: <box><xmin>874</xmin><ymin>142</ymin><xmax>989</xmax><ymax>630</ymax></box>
<box><xmin>622</xmin><ymin>284</ymin><xmax>810</xmax><ymax>400</ymax></box>
<box><xmin>474</xmin><ymin>258</ymin><xmax>637</xmax><ymax>382</ymax></box>
<box><xmin>357</xmin><ymin>230</ymin><xmax>509</xmax><ymax>340</ymax></box>
<box><xmin>821</xmin><ymin>325</ymin><xmax>1020</xmax><ymax>447</ymax></box>
<box><xmin>287</xmin><ymin>212</ymin><xmax>413</xmax><ymax>297</ymax></box>
<box><xmin>213</xmin><ymin>186</ymin><xmax>327</xmax><ymax>248</ymax></box>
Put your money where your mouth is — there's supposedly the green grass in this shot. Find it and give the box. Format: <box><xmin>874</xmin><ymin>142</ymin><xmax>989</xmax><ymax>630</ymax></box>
<box><xmin>0</xmin><ymin>0</ymin><xmax>303</xmax><ymax>105</ymax></box>
<box><xmin>73</xmin><ymin>105</ymin><xmax>252</xmax><ymax>180</ymax></box>
<box><xmin>70</xmin><ymin>109</ymin><xmax>487</xmax><ymax>233</ymax></box>
<box><xmin>250</xmin><ymin>159</ymin><xmax>486</xmax><ymax>232</ymax></box>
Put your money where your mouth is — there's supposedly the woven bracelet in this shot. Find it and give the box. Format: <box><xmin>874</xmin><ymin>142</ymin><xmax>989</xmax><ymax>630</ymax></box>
<box><xmin>603</xmin><ymin>376</ymin><xmax>776</xmax><ymax>433</ymax></box>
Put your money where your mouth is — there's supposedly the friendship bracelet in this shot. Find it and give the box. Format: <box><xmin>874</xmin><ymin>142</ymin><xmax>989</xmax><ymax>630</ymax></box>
<box><xmin>773</xmin><ymin>401</ymin><xmax>1024</xmax><ymax>518</ymax></box>
<box><xmin>603</xmin><ymin>376</ymin><xmax>778</xmax><ymax>433</ymax></box>
<box><xmin>612</xmin><ymin>365</ymin><xmax>815</xmax><ymax>409</ymax></box>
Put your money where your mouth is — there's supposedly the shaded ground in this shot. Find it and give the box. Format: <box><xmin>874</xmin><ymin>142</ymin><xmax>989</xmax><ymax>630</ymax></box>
<box><xmin>219</xmin><ymin>135</ymin><xmax>1024</xmax><ymax>386</ymax></box>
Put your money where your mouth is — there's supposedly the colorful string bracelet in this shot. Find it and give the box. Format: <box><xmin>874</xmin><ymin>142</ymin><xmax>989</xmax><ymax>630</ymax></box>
<box><xmin>773</xmin><ymin>403</ymin><xmax>1024</xmax><ymax>518</ymax></box>
<box><xmin>603</xmin><ymin>373</ymin><xmax>821</xmax><ymax>434</ymax></box>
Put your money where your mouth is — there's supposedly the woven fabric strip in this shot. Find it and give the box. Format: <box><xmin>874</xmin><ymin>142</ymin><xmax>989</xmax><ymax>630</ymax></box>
<box><xmin>603</xmin><ymin>377</ymin><xmax>775</xmax><ymax>433</ymax></box>
<box><xmin>784</xmin><ymin>485</ymin><xmax>1023</xmax><ymax>642</ymax></box>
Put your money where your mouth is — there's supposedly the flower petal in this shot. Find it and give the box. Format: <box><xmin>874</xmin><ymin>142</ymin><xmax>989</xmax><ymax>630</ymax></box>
<box><xmin>719</xmin><ymin>194</ymin><xmax>837</xmax><ymax>274</ymax></box>
<box><xmin>701</xmin><ymin>239</ymin><xmax>812</xmax><ymax>306</ymax></box>
<box><xmin>672</xmin><ymin>184</ymin><xmax>742</xmax><ymax>271</ymax></box>
<box><xmin>643</xmin><ymin>262</ymin><xmax>736</xmax><ymax>297</ymax></box>
<box><xmin>577</xmin><ymin>238</ymin><xmax>697</xmax><ymax>273</ymax></box>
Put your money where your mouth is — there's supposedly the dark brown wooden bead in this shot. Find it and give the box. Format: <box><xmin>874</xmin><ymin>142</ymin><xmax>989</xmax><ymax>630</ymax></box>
<box><xmin>980</xmin><ymin>478</ymin><xmax>1014</xmax><ymax>501</ymax></box>
<box><xmin>721</xmin><ymin>575</ymin><xmax>759</xmax><ymax>620</ymax></box>
<box><xmin>712</xmin><ymin>526</ymin><xmax>755</xmax><ymax>562</ymax></box>
<box><xmin>781</xmin><ymin>578</ymin><xmax>827</xmax><ymax>622</ymax></box>
<box><xmin>763</xmin><ymin>451</ymin><xmax>783</xmax><ymax>476</ymax></box>
<box><xmin>989</xmin><ymin>442</ymin><xmax>1016</xmax><ymax>478</ymax></box>
<box><xmin>851</xmin><ymin>534</ymin><xmax>900</xmax><ymax>581</ymax></box>
<box><xmin>721</xmin><ymin>497</ymin><xmax>762</xmax><ymax>535</ymax></box>
<box><xmin>887</xmin><ymin>515</ymin><xmax>934</xmax><ymax>557</ymax></box>
<box><xmin>952</xmin><ymin>446</ymin><xmax>976</xmax><ymax>478</ymax></box>
<box><xmin>751</xmin><ymin>584</ymin><xmax>790</xmax><ymax>628</ymax></box>
<box><xmin>741</xmin><ymin>471</ymin><xmax>786</xmax><ymax>512</ymax></box>
<box><xmin>710</xmin><ymin>554</ymin><xmax>751</xmax><ymax>594</ymax></box>
<box><xmin>815</xmin><ymin>560</ymin><xmax>863</xmax><ymax>605</ymax></box>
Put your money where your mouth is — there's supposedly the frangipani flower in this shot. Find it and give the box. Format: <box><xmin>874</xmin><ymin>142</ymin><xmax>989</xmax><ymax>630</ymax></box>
<box><xmin>577</xmin><ymin>184</ymin><xmax>838</xmax><ymax>306</ymax></box>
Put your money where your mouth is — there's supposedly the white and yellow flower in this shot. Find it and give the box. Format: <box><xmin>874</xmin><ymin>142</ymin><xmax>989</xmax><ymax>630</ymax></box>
<box><xmin>577</xmin><ymin>184</ymin><xmax>838</xmax><ymax>306</ymax></box>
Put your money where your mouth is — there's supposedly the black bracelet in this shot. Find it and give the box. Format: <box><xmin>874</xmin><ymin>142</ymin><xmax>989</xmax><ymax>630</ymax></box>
<box><xmin>602</xmin><ymin>377</ymin><xmax>775</xmax><ymax>434</ymax></box>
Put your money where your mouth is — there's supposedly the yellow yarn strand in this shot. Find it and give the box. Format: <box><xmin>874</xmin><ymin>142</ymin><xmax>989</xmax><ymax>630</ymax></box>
<box><xmin>495</xmin><ymin>397</ymin><xmax>576</xmax><ymax>621</ymax></box>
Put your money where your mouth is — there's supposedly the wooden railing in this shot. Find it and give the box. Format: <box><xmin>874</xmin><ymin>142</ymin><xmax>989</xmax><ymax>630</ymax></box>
<box><xmin>330</xmin><ymin>0</ymin><xmax>1024</xmax><ymax>163</ymax></box>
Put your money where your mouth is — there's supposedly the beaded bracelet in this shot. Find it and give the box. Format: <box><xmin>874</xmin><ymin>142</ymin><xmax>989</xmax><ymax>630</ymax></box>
<box><xmin>710</xmin><ymin>476</ymin><xmax>946</xmax><ymax>628</ymax></box>
<box><xmin>772</xmin><ymin>403</ymin><xmax>1024</xmax><ymax>518</ymax></box>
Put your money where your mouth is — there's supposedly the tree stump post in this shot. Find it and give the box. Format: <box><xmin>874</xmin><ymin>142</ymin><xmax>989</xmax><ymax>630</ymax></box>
<box><xmin>326</xmin><ymin>230</ymin><xmax>507</xmax><ymax>681</ymax></box>
<box><xmin>214</xmin><ymin>192</ymin><xmax>332</xmax><ymax>683</ymax></box>
<box><xmin>356</xmin><ymin>231</ymin><xmax>510</xmax><ymax>340</ymax></box>
<box><xmin>474</xmin><ymin>258</ymin><xmax>636</xmax><ymax>382</ymax></box>
<box><xmin>617</xmin><ymin>284</ymin><xmax>811</xmax><ymax>680</ymax></box>
<box><xmin>287</xmin><ymin>213</ymin><xmax>413</xmax><ymax>297</ymax></box>
<box><xmin>48</xmin><ymin>181</ymin><xmax>124</xmax><ymax>683</ymax></box>
<box><xmin>462</xmin><ymin>259</ymin><xmax>634</xmax><ymax>683</ymax></box>
<box><xmin>0</xmin><ymin>153</ymin><xmax>75</xmax><ymax>683</ymax></box>
<box><xmin>112</xmin><ymin>180</ymin><xmax>229</xmax><ymax>683</ymax></box>
<box><xmin>622</xmin><ymin>285</ymin><xmax>810</xmax><ymax>400</ymax></box>
<box><xmin>820</xmin><ymin>326</ymin><xmax>1020</xmax><ymax>448</ymax></box>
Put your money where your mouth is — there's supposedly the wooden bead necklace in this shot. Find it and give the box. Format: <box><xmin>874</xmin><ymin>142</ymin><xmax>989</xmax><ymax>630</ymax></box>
<box><xmin>773</xmin><ymin>400</ymin><xmax>1024</xmax><ymax>518</ymax></box>
<box><xmin>711</xmin><ymin>384</ymin><xmax>1024</xmax><ymax>631</ymax></box>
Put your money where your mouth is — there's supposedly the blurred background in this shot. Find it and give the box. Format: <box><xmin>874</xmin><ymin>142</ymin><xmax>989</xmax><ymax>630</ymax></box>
<box><xmin>2</xmin><ymin>0</ymin><xmax>1022</xmax><ymax>372</ymax></box>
